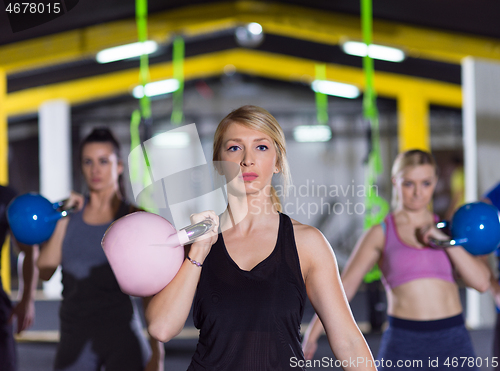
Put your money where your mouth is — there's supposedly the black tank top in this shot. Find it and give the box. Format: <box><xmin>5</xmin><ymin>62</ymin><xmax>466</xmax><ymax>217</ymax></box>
<box><xmin>188</xmin><ymin>212</ymin><xmax>307</xmax><ymax>371</ymax></box>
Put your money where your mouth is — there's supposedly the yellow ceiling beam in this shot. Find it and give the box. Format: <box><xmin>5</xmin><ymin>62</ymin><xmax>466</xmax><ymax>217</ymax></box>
<box><xmin>5</xmin><ymin>49</ymin><xmax>461</xmax><ymax>117</ymax></box>
<box><xmin>2</xmin><ymin>1</ymin><xmax>500</xmax><ymax>74</ymax></box>
<box><xmin>5</xmin><ymin>50</ymin><xmax>226</xmax><ymax>116</ymax></box>
<box><xmin>231</xmin><ymin>50</ymin><xmax>461</xmax><ymax>108</ymax></box>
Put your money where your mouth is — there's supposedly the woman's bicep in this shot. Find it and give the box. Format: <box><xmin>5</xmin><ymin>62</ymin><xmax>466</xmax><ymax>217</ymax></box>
<box><xmin>306</xmin><ymin>252</ymin><xmax>348</xmax><ymax>316</ymax></box>
<box><xmin>303</xmin><ymin>232</ymin><xmax>366</xmax><ymax>355</ymax></box>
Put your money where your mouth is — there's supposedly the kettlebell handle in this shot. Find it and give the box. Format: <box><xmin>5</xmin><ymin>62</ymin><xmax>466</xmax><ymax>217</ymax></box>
<box><xmin>45</xmin><ymin>199</ymin><xmax>77</xmax><ymax>222</ymax></box>
<box><xmin>52</xmin><ymin>199</ymin><xmax>77</xmax><ymax>211</ymax></box>
<box><xmin>428</xmin><ymin>220</ymin><xmax>468</xmax><ymax>249</ymax></box>
<box><xmin>160</xmin><ymin>219</ymin><xmax>215</xmax><ymax>247</ymax></box>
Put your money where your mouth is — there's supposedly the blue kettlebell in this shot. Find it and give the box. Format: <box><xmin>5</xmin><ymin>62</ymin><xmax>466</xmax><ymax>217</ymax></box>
<box><xmin>7</xmin><ymin>193</ymin><xmax>71</xmax><ymax>245</ymax></box>
<box><xmin>432</xmin><ymin>202</ymin><xmax>500</xmax><ymax>255</ymax></box>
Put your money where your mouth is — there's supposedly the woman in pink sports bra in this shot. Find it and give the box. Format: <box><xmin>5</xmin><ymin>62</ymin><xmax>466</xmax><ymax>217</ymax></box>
<box><xmin>303</xmin><ymin>149</ymin><xmax>490</xmax><ymax>370</ymax></box>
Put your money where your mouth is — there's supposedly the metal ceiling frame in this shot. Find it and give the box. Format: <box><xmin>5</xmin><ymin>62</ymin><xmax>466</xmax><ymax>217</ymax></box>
<box><xmin>1</xmin><ymin>1</ymin><xmax>499</xmax><ymax>74</ymax></box>
<box><xmin>5</xmin><ymin>48</ymin><xmax>461</xmax><ymax>115</ymax></box>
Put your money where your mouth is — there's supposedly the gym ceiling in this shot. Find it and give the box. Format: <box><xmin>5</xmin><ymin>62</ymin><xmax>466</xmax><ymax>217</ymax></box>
<box><xmin>2</xmin><ymin>0</ymin><xmax>500</xmax><ymax>118</ymax></box>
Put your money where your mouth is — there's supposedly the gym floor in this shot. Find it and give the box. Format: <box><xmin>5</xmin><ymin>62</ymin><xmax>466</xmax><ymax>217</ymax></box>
<box><xmin>16</xmin><ymin>289</ymin><xmax>495</xmax><ymax>371</ymax></box>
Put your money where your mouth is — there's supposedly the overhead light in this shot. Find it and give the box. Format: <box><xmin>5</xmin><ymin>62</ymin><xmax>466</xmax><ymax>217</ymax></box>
<box><xmin>133</xmin><ymin>79</ymin><xmax>180</xmax><ymax>98</ymax></box>
<box><xmin>293</xmin><ymin>125</ymin><xmax>332</xmax><ymax>143</ymax></box>
<box><xmin>342</xmin><ymin>41</ymin><xmax>405</xmax><ymax>62</ymax></box>
<box><xmin>247</xmin><ymin>22</ymin><xmax>263</xmax><ymax>36</ymax></box>
<box><xmin>96</xmin><ymin>41</ymin><xmax>158</xmax><ymax>64</ymax></box>
<box><xmin>311</xmin><ymin>80</ymin><xmax>360</xmax><ymax>99</ymax></box>
<box><xmin>235</xmin><ymin>22</ymin><xmax>264</xmax><ymax>48</ymax></box>
<box><xmin>152</xmin><ymin>131</ymin><xmax>190</xmax><ymax>148</ymax></box>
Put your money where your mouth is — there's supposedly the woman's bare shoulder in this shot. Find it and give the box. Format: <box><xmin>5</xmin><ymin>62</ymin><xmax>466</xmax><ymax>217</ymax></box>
<box><xmin>289</xmin><ymin>218</ymin><xmax>339</xmax><ymax>282</ymax></box>
<box><xmin>290</xmin><ymin>218</ymin><xmax>330</xmax><ymax>253</ymax></box>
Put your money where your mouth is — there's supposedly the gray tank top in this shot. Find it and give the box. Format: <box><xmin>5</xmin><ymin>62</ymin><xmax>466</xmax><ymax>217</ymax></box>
<box><xmin>60</xmin><ymin>200</ymin><xmax>134</xmax><ymax>324</ymax></box>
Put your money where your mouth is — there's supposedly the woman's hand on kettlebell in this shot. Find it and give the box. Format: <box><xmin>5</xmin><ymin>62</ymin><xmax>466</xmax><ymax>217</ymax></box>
<box><xmin>188</xmin><ymin>211</ymin><xmax>219</xmax><ymax>264</ymax></box>
<box><xmin>65</xmin><ymin>191</ymin><xmax>85</xmax><ymax>212</ymax></box>
<box><xmin>416</xmin><ymin>224</ymin><xmax>450</xmax><ymax>247</ymax></box>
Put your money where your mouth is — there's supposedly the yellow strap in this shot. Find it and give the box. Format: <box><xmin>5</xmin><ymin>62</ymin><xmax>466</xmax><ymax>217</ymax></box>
<box><xmin>0</xmin><ymin>68</ymin><xmax>9</xmax><ymax>295</ymax></box>
<box><xmin>1</xmin><ymin>235</ymin><xmax>10</xmax><ymax>295</ymax></box>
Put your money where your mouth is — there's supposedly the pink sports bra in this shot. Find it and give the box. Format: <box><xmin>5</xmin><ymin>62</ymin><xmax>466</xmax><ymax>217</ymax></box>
<box><xmin>379</xmin><ymin>214</ymin><xmax>455</xmax><ymax>290</ymax></box>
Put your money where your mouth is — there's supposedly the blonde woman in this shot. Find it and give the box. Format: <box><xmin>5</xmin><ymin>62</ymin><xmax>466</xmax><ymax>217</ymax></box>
<box><xmin>146</xmin><ymin>105</ymin><xmax>376</xmax><ymax>371</ymax></box>
<box><xmin>303</xmin><ymin>149</ymin><xmax>490</xmax><ymax>370</ymax></box>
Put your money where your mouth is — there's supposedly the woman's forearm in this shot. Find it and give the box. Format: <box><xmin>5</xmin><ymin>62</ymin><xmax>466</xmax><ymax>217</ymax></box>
<box><xmin>146</xmin><ymin>212</ymin><xmax>218</xmax><ymax>342</ymax></box>
<box><xmin>19</xmin><ymin>244</ymin><xmax>39</xmax><ymax>303</ymax></box>
<box><xmin>37</xmin><ymin>217</ymin><xmax>68</xmax><ymax>280</ymax></box>
<box><xmin>325</xmin><ymin>326</ymin><xmax>377</xmax><ymax>371</ymax></box>
<box><xmin>446</xmin><ymin>247</ymin><xmax>490</xmax><ymax>292</ymax></box>
<box><xmin>146</xmin><ymin>259</ymin><xmax>203</xmax><ymax>342</ymax></box>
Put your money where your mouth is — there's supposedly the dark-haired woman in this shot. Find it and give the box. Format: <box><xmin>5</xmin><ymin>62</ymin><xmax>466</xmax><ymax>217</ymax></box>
<box><xmin>38</xmin><ymin>128</ymin><xmax>164</xmax><ymax>371</ymax></box>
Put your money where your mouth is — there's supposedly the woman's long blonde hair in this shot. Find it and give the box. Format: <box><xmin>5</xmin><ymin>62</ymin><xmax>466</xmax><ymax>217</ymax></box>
<box><xmin>391</xmin><ymin>149</ymin><xmax>438</xmax><ymax>209</ymax></box>
<box><xmin>212</xmin><ymin>105</ymin><xmax>291</xmax><ymax>212</ymax></box>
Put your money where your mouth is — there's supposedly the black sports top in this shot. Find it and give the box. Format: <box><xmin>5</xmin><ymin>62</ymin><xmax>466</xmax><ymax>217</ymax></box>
<box><xmin>188</xmin><ymin>212</ymin><xmax>307</xmax><ymax>371</ymax></box>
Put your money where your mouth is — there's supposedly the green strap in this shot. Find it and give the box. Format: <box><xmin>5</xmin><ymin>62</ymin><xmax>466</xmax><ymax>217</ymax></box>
<box><xmin>130</xmin><ymin>0</ymin><xmax>156</xmax><ymax>212</ymax></box>
<box><xmin>364</xmin><ymin>264</ymin><xmax>382</xmax><ymax>283</ymax></box>
<box><xmin>171</xmin><ymin>36</ymin><xmax>185</xmax><ymax>125</ymax></box>
<box><xmin>136</xmin><ymin>0</ymin><xmax>151</xmax><ymax>119</ymax></box>
<box><xmin>129</xmin><ymin>109</ymin><xmax>142</xmax><ymax>185</ymax></box>
<box><xmin>315</xmin><ymin>64</ymin><xmax>328</xmax><ymax>125</ymax></box>
<box><xmin>361</xmin><ymin>0</ymin><xmax>387</xmax><ymax>229</ymax></box>
<box><xmin>362</xmin><ymin>0</ymin><xmax>376</xmax><ymax>121</ymax></box>
<box><xmin>361</xmin><ymin>0</ymin><xmax>388</xmax><ymax>283</ymax></box>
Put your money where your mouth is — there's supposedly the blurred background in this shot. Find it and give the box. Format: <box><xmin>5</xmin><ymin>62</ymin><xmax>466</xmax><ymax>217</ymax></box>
<box><xmin>1</xmin><ymin>0</ymin><xmax>500</xmax><ymax>369</ymax></box>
